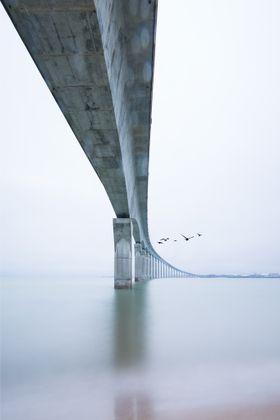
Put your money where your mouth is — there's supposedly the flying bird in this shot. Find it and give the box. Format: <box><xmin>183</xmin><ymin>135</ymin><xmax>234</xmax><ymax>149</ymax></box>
<box><xmin>160</xmin><ymin>238</ymin><xmax>169</xmax><ymax>242</ymax></box>
<box><xmin>158</xmin><ymin>241</ymin><xmax>164</xmax><ymax>244</ymax></box>
<box><xmin>181</xmin><ymin>234</ymin><xmax>194</xmax><ymax>242</ymax></box>
<box><xmin>197</xmin><ymin>233</ymin><xmax>202</xmax><ymax>237</ymax></box>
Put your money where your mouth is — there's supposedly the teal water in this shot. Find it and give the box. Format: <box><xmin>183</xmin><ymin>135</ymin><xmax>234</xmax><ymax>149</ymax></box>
<box><xmin>1</xmin><ymin>276</ymin><xmax>280</xmax><ymax>419</ymax></box>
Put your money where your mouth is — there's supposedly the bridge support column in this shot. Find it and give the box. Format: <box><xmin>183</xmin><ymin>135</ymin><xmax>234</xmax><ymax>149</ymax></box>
<box><xmin>144</xmin><ymin>251</ymin><xmax>148</xmax><ymax>280</ymax></box>
<box><xmin>148</xmin><ymin>255</ymin><xmax>152</xmax><ymax>279</ymax></box>
<box><xmin>146</xmin><ymin>253</ymin><xmax>151</xmax><ymax>280</ymax></box>
<box><xmin>155</xmin><ymin>258</ymin><xmax>158</xmax><ymax>278</ymax></box>
<box><xmin>113</xmin><ymin>218</ymin><xmax>134</xmax><ymax>289</ymax></box>
<box><xmin>135</xmin><ymin>243</ymin><xmax>143</xmax><ymax>282</ymax></box>
<box><xmin>151</xmin><ymin>256</ymin><xmax>155</xmax><ymax>279</ymax></box>
<box><xmin>144</xmin><ymin>249</ymin><xmax>149</xmax><ymax>280</ymax></box>
<box><xmin>148</xmin><ymin>253</ymin><xmax>152</xmax><ymax>279</ymax></box>
<box><xmin>160</xmin><ymin>261</ymin><xmax>163</xmax><ymax>278</ymax></box>
<box><xmin>151</xmin><ymin>255</ymin><xmax>154</xmax><ymax>279</ymax></box>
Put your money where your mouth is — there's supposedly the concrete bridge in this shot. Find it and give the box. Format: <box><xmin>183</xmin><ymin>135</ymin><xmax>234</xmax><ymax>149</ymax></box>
<box><xmin>3</xmin><ymin>0</ymin><xmax>192</xmax><ymax>287</ymax></box>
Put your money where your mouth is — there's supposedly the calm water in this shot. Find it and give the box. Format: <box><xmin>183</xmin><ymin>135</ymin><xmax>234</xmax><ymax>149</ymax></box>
<box><xmin>1</xmin><ymin>276</ymin><xmax>280</xmax><ymax>419</ymax></box>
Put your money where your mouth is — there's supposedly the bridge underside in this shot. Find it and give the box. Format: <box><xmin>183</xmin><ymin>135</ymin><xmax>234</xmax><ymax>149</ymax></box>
<box><xmin>3</xmin><ymin>0</ymin><xmax>192</xmax><ymax>286</ymax></box>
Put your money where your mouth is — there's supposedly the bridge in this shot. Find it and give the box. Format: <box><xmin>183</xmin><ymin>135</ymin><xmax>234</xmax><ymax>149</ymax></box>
<box><xmin>3</xmin><ymin>0</ymin><xmax>192</xmax><ymax>287</ymax></box>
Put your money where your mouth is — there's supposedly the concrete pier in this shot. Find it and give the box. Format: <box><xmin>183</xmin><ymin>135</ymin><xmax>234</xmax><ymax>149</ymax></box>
<box><xmin>134</xmin><ymin>243</ymin><xmax>142</xmax><ymax>282</ymax></box>
<box><xmin>113</xmin><ymin>218</ymin><xmax>134</xmax><ymax>289</ymax></box>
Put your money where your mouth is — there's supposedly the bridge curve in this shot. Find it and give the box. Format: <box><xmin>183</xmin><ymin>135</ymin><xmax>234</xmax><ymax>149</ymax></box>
<box><xmin>3</xmin><ymin>0</ymin><xmax>193</xmax><ymax>286</ymax></box>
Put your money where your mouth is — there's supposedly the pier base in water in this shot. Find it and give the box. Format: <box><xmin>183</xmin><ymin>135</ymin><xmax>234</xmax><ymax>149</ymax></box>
<box><xmin>113</xmin><ymin>218</ymin><xmax>134</xmax><ymax>289</ymax></box>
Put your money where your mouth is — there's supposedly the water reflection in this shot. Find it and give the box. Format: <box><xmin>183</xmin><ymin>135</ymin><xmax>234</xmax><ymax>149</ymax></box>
<box><xmin>114</xmin><ymin>393</ymin><xmax>153</xmax><ymax>420</ymax></box>
<box><xmin>112</xmin><ymin>283</ymin><xmax>154</xmax><ymax>419</ymax></box>
<box><xmin>112</xmin><ymin>283</ymin><xmax>148</xmax><ymax>369</ymax></box>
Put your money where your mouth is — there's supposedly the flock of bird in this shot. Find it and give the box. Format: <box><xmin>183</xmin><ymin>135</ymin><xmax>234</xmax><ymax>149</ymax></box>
<box><xmin>157</xmin><ymin>233</ymin><xmax>202</xmax><ymax>245</ymax></box>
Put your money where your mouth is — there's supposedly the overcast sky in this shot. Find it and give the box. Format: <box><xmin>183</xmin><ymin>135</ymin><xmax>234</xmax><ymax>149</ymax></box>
<box><xmin>1</xmin><ymin>0</ymin><xmax>279</xmax><ymax>276</ymax></box>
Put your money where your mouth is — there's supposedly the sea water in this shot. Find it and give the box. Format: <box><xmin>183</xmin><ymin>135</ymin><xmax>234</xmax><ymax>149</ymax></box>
<box><xmin>1</xmin><ymin>276</ymin><xmax>280</xmax><ymax>419</ymax></box>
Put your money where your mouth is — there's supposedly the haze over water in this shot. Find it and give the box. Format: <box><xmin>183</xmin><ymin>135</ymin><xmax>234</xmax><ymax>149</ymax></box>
<box><xmin>1</xmin><ymin>276</ymin><xmax>280</xmax><ymax>419</ymax></box>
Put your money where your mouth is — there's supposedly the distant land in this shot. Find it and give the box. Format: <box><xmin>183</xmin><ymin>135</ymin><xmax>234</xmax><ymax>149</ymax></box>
<box><xmin>195</xmin><ymin>273</ymin><xmax>280</xmax><ymax>279</ymax></box>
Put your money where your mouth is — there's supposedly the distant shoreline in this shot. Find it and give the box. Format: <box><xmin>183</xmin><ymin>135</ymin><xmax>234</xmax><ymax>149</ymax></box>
<box><xmin>192</xmin><ymin>274</ymin><xmax>280</xmax><ymax>279</ymax></box>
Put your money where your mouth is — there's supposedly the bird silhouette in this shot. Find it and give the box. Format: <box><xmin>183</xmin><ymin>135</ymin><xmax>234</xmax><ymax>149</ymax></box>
<box><xmin>197</xmin><ymin>233</ymin><xmax>202</xmax><ymax>237</ymax></box>
<box><xmin>181</xmin><ymin>234</ymin><xmax>194</xmax><ymax>242</ymax></box>
<box><xmin>160</xmin><ymin>237</ymin><xmax>169</xmax><ymax>242</ymax></box>
<box><xmin>158</xmin><ymin>241</ymin><xmax>164</xmax><ymax>244</ymax></box>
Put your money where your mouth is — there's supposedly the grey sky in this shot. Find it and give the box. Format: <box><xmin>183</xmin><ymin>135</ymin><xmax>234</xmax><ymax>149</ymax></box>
<box><xmin>1</xmin><ymin>1</ymin><xmax>279</xmax><ymax>275</ymax></box>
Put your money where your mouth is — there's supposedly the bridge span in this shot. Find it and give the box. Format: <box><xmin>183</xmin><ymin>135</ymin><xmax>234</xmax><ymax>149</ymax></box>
<box><xmin>3</xmin><ymin>0</ymin><xmax>192</xmax><ymax>287</ymax></box>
